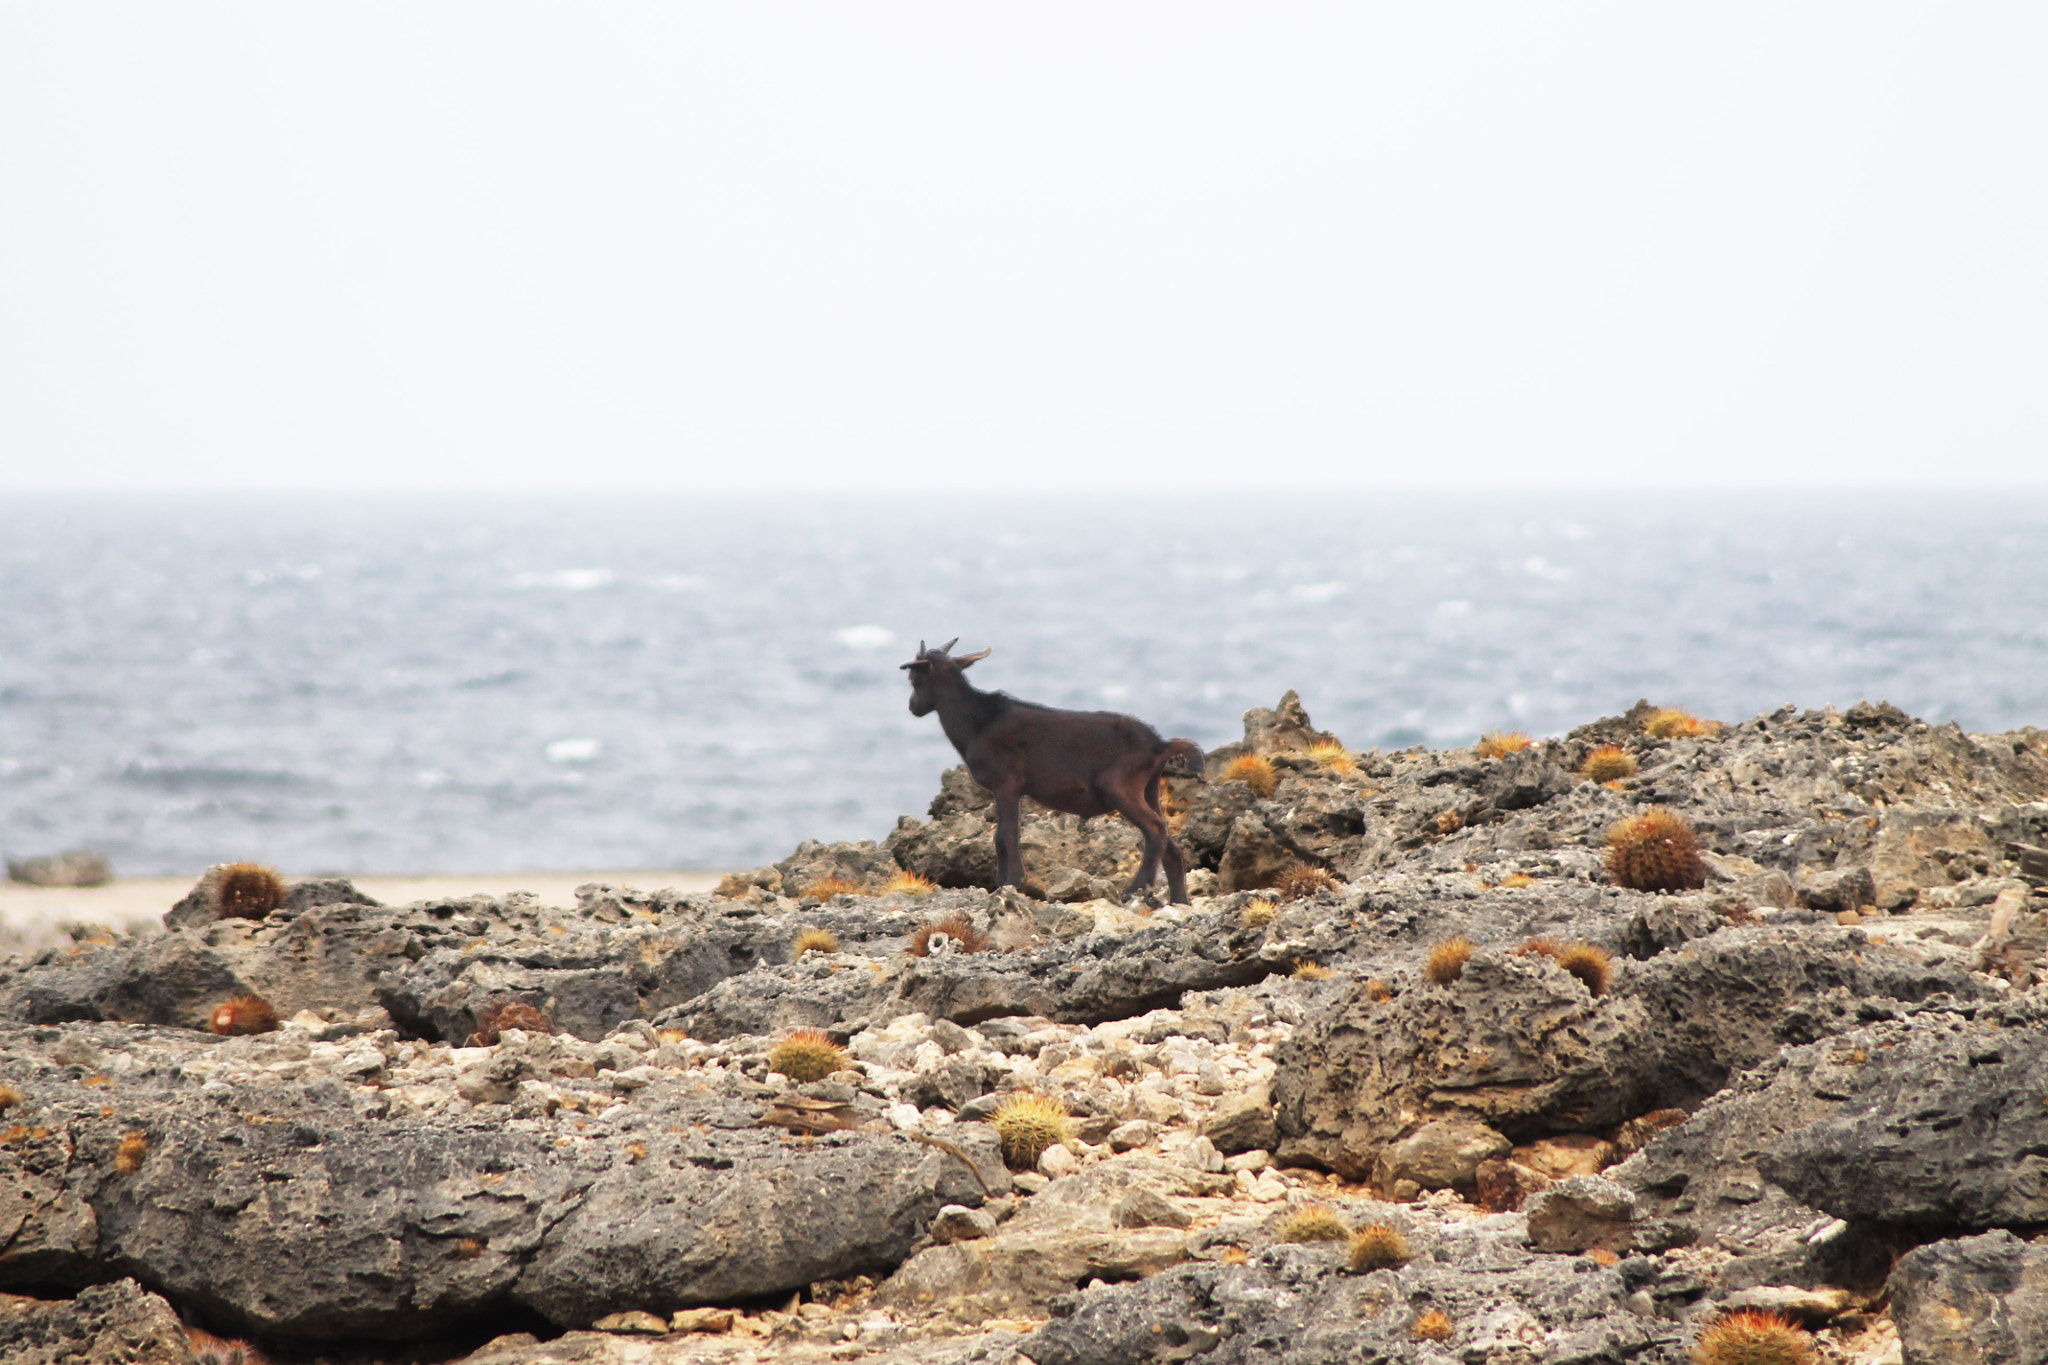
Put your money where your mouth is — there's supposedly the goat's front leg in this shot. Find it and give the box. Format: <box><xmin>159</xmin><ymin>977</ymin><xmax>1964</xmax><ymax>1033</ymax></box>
<box><xmin>992</xmin><ymin>788</ymin><xmax>1024</xmax><ymax>889</ymax></box>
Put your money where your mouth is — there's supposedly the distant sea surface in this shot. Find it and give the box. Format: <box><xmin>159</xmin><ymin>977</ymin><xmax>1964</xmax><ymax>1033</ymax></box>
<box><xmin>3</xmin><ymin>491</ymin><xmax>2044</xmax><ymax>878</ymax></box>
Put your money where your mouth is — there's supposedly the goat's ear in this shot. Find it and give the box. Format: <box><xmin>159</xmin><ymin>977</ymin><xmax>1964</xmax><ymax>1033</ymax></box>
<box><xmin>955</xmin><ymin>647</ymin><xmax>991</xmax><ymax>668</ymax></box>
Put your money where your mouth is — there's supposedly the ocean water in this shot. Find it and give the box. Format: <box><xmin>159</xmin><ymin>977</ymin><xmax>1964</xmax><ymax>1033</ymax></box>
<box><xmin>2</xmin><ymin>491</ymin><xmax>2044</xmax><ymax>877</ymax></box>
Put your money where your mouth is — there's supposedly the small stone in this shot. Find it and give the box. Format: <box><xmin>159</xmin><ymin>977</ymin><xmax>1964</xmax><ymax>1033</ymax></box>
<box><xmin>1223</xmin><ymin>1149</ymin><xmax>1271</xmax><ymax>1174</ymax></box>
<box><xmin>1249</xmin><ymin>1175</ymin><xmax>1288</xmax><ymax>1202</ymax></box>
<box><xmin>1113</xmin><ymin>1188</ymin><xmax>1193</xmax><ymax>1229</ymax></box>
<box><xmin>886</xmin><ymin>1103</ymin><xmax>923</xmax><ymax>1131</ymax></box>
<box><xmin>1187</xmin><ymin>1135</ymin><xmax>1226</xmax><ymax>1174</ymax></box>
<box><xmin>1038</xmin><ymin>1143</ymin><xmax>1077</xmax><ymax>1178</ymax></box>
<box><xmin>594</xmin><ymin>1309</ymin><xmax>669</xmax><ymax>1335</ymax></box>
<box><xmin>1525</xmin><ymin>1175</ymin><xmax>1638</xmax><ymax>1253</ymax></box>
<box><xmin>931</xmin><ymin>1204</ymin><xmax>998</xmax><ymax>1244</ymax></box>
<box><xmin>1194</xmin><ymin>1062</ymin><xmax>1228</xmax><ymax>1096</ymax></box>
<box><xmin>671</xmin><ymin>1307</ymin><xmax>736</xmax><ymax>1333</ymax></box>
<box><xmin>1012</xmin><ymin>1171</ymin><xmax>1050</xmax><ymax>1194</ymax></box>
<box><xmin>1107</xmin><ymin>1120</ymin><xmax>1158</xmax><ymax>1152</ymax></box>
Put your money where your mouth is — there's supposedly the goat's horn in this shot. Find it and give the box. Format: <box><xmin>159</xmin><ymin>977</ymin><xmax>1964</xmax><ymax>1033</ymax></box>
<box><xmin>956</xmin><ymin>646</ymin><xmax>991</xmax><ymax>664</ymax></box>
<box><xmin>918</xmin><ymin>640</ymin><xmax>928</xmax><ymax>654</ymax></box>
<box><xmin>939</xmin><ymin>637</ymin><xmax>959</xmax><ymax>655</ymax></box>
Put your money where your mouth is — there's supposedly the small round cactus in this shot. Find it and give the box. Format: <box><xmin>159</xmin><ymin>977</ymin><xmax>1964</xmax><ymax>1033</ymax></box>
<box><xmin>1240</xmin><ymin>899</ymin><xmax>1278</xmax><ymax>928</ymax></box>
<box><xmin>1291</xmin><ymin>961</ymin><xmax>1333</xmax><ymax>980</ymax></box>
<box><xmin>1424</xmin><ymin>936</ymin><xmax>1474</xmax><ymax>984</ymax></box>
<box><xmin>910</xmin><ymin>913</ymin><xmax>987</xmax><ymax>957</ymax></box>
<box><xmin>792</xmin><ymin>927</ymin><xmax>839</xmax><ymax>958</ymax></box>
<box><xmin>1411</xmin><ymin>1309</ymin><xmax>1454</xmax><ymax>1342</ymax></box>
<box><xmin>1690</xmin><ymin>1310</ymin><xmax>1814</xmax><ymax>1365</ymax></box>
<box><xmin>215</xmin><ymin>863</ymin><xmax>288</xmax><ymax>919</ymax></box>
<box><xmin>1275</xmin><ymin>865</ymin><xmax>1339</xmax><ymax>902</ymax></box>
<box><xmin>768</xmin><ymin>1029</ymin><xmax>847</xmax><ymax>1083</ymax></box>
<box><xmin>1581</xmin><ymin>744</ymin><xmax>1637</xmax><ymax>782</ymax></box>
<box><xmin>991</xmin><ymin>1092</ymin><xmax>1072</xmax><ymax>1169</ymax></box>
<box><xmin>1557</xmin><ymin>942</ymin><xmax>1613</xmax><ymax>996</ymax></box>
<box><xmin>804</xmin><ymin>875</ymin><xmax>865</xmax><ymax>901</ymax></box>
<box><xmin>882</xmin><ymin>869</ymin><xmax>937</xmax><ymax>896</ymax></box>
<box><xmin>1222</xmin><ymin>754</ymin><xmax>1279</xmax><ymax>799</ymax></box>
<box><xmin>1605</xmin><ymin>807</ymin><xmax>1708</xmax><ymax>892</ymax></box>
<box><xmin>1277</xmin><ymin>1204</ymin><xmax>1351</xmax><ymax>1243</ymax></box>
<box><xmin>114</xmin><ymin>1130</ymin><xmax>149</xmax><ymax>1176</ymax></box>
<box><xmin>209</xmin><ymin>994</ymin><xmax>280</xmax><ymax>1037</ymax></box>
<box><xmin>1347</xmin><ymin>1223</ymin><xmax>1411</xmax><ymax>1272</ymax></box>
<box><xmin>1303</xmin><ymin>741</ymin><xmax>1357</xmax><ymax>775</ymax></box>
<box><xmin>1645</xmin><ymin>708</ymin><xmax>1716</xmax><ymax>740</ymax></box>
<box><xmin>1476</xmin><ymin>731</ymin><xmax>1532</xmax><ymax>759</ymax></box>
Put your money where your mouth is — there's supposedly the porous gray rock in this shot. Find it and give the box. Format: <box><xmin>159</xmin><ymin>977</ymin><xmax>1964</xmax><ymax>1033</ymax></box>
<box><xmin>5</xmin><ymin>849</ymin><xmax>112</xmax><ymax>888</ymax></box>
<box><xmin>1272</xmin><ymin>925</ymin><xmax>1993</xmax><ymax>1179</ymax></box>
<box><xmin>1373</xmin><ymin>1117</ymin><xmax>1511</xmax><ymax>1194</ymax></box>
<box><xmin>0</xmin><ymin>1019</ymin><xmax>994</xmax><ymax>1341</ymax></box>
<box><xmin>1754</xmin><ymin>1010</ymin><xmax>2048</xmax><ymax>1231</ymax></box>
<box><xmin>0</xmin><ymin>1278</ymin><xmax>197</xmax><ymax>1365</ymax></box>
<box><xmin>1888</xmin><ymin>1230</ymin><xmax>2048</xmax><ymax>1365</ymax></box>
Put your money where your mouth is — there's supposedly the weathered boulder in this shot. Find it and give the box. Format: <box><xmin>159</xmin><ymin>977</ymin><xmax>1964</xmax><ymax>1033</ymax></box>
<box><xmin>1888</xmin><ymin>1231</ymin><xmax>2048</xmax><ymax>1365</ymax></box>
<box><xmin>875</xmin><ymin>1156</ymin><xmax>1205</xmax><ymax>1321</ymax></box>
<box><xmin>5</xmin><ymin>850</ymin><xmax>112</xmax><ymax>888</ymax></box>
<box><xmin>1755</xmin><ymin>1010</ymin><xmax>2048</xmax><ymax>1231</ymax></box>
<box><xmin>0</xmin><ymin>1279</ymin><xmax>197</xmax><ymax>1365</ymax></box>
<box><xmin>0</xmin><ymin>1019</ymin><xmax>993</xmax><ymax>1341</ymax></box>
<box><xmin>1018</xmin><ymin>1216</ymin><xmax>1688</xmax><ymax>1365</ymax></box>
<box><xmin>1272</xmin><ymin>926</ymin><xmax>1993</xmax><ymax>1179</ymax></box>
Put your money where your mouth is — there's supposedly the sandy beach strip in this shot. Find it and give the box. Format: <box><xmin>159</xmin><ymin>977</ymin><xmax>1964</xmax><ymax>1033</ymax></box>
<box><xmin>0</xmin><ymin>869</ymin><xmax>727</xmax><ymax>953</ymax></box>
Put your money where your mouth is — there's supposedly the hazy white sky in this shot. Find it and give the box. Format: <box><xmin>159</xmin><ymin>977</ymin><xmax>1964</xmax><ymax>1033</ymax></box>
<box><xmin>2</xmin><ymin>5</ymin><xmax>2043</xmax><ymax>491</ymax></box>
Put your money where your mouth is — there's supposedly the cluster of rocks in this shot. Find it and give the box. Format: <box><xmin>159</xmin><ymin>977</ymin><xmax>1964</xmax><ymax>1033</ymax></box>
<box><xmin>3</xmin><ymin>695</ymin><xmax>2046</xmax><ymax>1365</ymax></box>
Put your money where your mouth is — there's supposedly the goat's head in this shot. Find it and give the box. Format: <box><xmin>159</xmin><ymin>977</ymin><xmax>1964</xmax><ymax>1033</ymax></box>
<box><xmin>901</xmin><ymin>638</ymin><xmax>990</xmax><ymax>716</ymax></box>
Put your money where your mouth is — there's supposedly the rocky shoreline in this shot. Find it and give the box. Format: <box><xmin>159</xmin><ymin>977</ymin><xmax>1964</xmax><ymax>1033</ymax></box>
<box><xmin>2</xmin><ymin>694</ymin><xmax>2045</xmax><ymax>1364</ymax></box>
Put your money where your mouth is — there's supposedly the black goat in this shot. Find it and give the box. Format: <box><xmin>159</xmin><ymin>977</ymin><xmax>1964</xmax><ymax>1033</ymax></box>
<box><xmin>902</xmin><ymin>639</ymin><xmax>1204</xmax><ymax>903</ymax></box>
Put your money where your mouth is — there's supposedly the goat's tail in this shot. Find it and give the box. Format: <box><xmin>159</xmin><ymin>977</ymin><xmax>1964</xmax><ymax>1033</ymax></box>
<box><xmin>1160</xmin><ymin>738</ymin><xmax>1206</xmax><ymax>777</ymax></box>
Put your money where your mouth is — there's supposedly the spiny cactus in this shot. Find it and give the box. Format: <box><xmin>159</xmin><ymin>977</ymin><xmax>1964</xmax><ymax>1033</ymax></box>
<box><xmin>1365</xmin><ymin>978</ymin><xmax>1392</xmax><ymax>1002</ymax></box>
<box><xmin>186</xmin><ymin>1327</ymin><xmax>271</xmax><ymax>1365</ymax></box>
<box><xmin>1690</xmin><ymin>1310</ymin><xmax>1814</xmax><ymax>1365</ymax></box>
<box><xmin>1277</xmin><ymin>1204</ymin><xmax>1351</xmax><ymax>1243</ymax></box>
<box><xmin>469</xmin><ymin>1000</ymin><xmax>554</xmax><ymax>1046</ymax></box>
<box><xmin>1581</xmin><ymin>744</ymin><xmax>1637</xmax><ymax>782</ymax></box>
<box><xmin>1499</xmin><ymin>872</ymin><xmax>1534</xmax><ymax>889</ymax></box>
<box><xmin>1424</xmin><ymin>936</ymin><xmax>1474</xmax><ymax>984</ymax></box>
<box><xmin>792</xmin><ymin>926</ymin><xmax>840</xmax><ymax>957</ymax></box>
<box><xmin>768</xmin><ymin>1029</ymin><xmax>847</xmax><ymax>1083</ymax></box>
<box><xmin>1275</xmin><ymin>864</ymin><xmax>1339</xmax><ymax>902</ymax></box>
<box><xmin>1240</xmin><ymin>899</ymin><xmax>1278</xmax><ymax>928</ymax></box>
<box><xmin>804</xmin><ymin>874</ymin><xmax>865</xmax><ymax>901</ymax></box>
<box><xmin>1605</xmin><ymin>807</ymin><xmax>1708</xmax><ymax>892</ymax></box>
<box><xmin>1557</xmin><ymin>942</ymin><xmax>1613</xmax><ymax>996</ymax></box>
<box><xmin>209</xmin><ymin>994</ymin><xmax>280</xmax><ymax>1037</ymax></box>
<box><xmin>1347</xmin><ymin>1223</ymin><xmax>1411</xmax><ymax>1272</ymax></box>
<box><xmin>910</xmin><ymin>913</ymin><xmax>987</xmax><ymax>957</ymax></box>
<box><xmin>1411</xmin><ymin>1309</ymin><xmax>1454</xmax><ymax>1342</ymax></box>
<box><xmin>882</xmin><ymin>869</ymin><xmax>937</xmax><ymax>896</ymax></box>
<box><xmin>1434</xmin><ymin>809</ymin><xmax>1465</xmax><ymax>836</ymax></box>
<box><xmin>114</xmin><ymin>1130</ymin><xmax>148</xmax><ymax>1175</ymax></box>
<box><xmin>0</xmin><ymin>1084</ymin><xmax>21</xmax><ymax>1111</ymax></box>
<box><xmin>1645</xmin><ymin>708</ymin><xmax>1718</xmax><ymax>740</ymax></box>
<box><xmin>1303</xmin><ymin>741</ymin><xmax>1357</xmax><ymax>775</ymax></box>
<box><xmin>1476</xmin><ymin>731</ymin><xmax>1532</xmax><ymax>759</ymax></box>
<box><xmin>1292</xmin><ymin>961</ymin><xmax>1333</xmax><ymax>980</ymax></box>
<box><xmin>1222</xmin><ymin>754</ymin><xmax>1279</xmax><ymax>799</ymax></box>
<box><xmin>1515</xmin><ymin>939</ymin><xmax>1612</xmax><ymax>995</ymax></box>
<box><xmin>992</xmin><ymin>1092</ymin><xmax>1072</xmax><ymax>1169</ymax></box>
<box><xmin>215</xmin><ymin>862</ymin><xmax>288</xmax><ymax>919</ymax></box>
